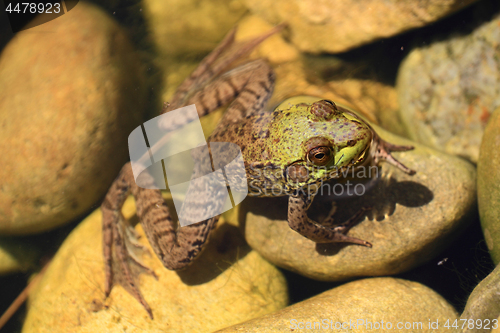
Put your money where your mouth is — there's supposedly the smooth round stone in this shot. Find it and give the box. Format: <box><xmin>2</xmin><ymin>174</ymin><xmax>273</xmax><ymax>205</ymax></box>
<box><xmin>217</xmin><ymin>277</ymin><xmax>458</xmax><ymax>332</ymax></box>
<box><xmin>160</xmin><ymin>16</ymin><xmax>401</xmax><ymax>138</ymax></box>
<box><xmin>0</xmin><ymin>2</ymin><xmax>146</xmax><ymax>234</ymax></box>
<box><xmin>238</xmin><ymin>17</ymin><xmax>403</xmax><ymax>134</ymax></box>
<box><xmin>397</xmin><ymin>13</ymin><xmax>500</xmax><ymax>163</ymax></box>
<box><xmin>142</xmin><ymin>0</ymin><xmax>247</xmax><ymax>58</ymax></box>
<box><xmin>22</xmin><ymin>196</ymin><xmax>288</xmax><ymax>332</ymax></box>
<box><xmin>0</xmin><ymin>238</ymin><xmax>39</xmax><ymax>275</ymax></box>
<box><xmin>160</xmin><ymin>18</ymin><xmax>398</xmax><ymax>138</ymax></box>
<box><xmin>478</xmin><ymin>107</ymin><xmax>500</xmax><ymax>264</ymax></box>
<box><xmin>241</xmin><ymin>121</ymin><xmax>476</xmax><ymax>281</ymax></box>
<box><xmin>243</xmin><ymin>0</ymin><xmax>477</xmax><ymax>54</ymax></box>
<box><xmin>461</xmin><ymin>263</ymin><xmax>500</xmax><ymax>330</ymax></box>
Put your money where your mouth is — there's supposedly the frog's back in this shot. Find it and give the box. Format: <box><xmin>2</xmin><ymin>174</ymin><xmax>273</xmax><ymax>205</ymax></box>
<box><xmin>208</xmin><ymin>112</ymin><xmax>275</xmax><ymax>165</ymax></box>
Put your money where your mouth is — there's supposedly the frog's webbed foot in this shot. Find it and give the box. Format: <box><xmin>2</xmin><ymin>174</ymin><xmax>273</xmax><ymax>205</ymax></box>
<box><xmin>102</xmin><ymin>164</ymin><xmax>156</xmax><ymax>319</ymax></box>
<box><xmin>287</xmin><ymin>192</ymin><xmax>372</xmax><ymax>247</ymax></box>
<box><xmin>102</xmin><ymin>163</ymin><xmax>220</xmax><ymax>319</ymax></box>
<box><xmin>372</xmin><ymin>134</ymin><xmax>416</xmax><ymax>175</ymax></box>
<box><xmin>119</xmin><ymin>213</ymin><xmax>158</xmax><ymax>277</ymax></box>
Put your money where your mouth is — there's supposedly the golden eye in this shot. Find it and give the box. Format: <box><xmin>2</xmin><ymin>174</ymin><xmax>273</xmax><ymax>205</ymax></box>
<box><xmin>307</xmin><ymin>146</ymin><xmax>332</xmax><ymax>166</ymax></box>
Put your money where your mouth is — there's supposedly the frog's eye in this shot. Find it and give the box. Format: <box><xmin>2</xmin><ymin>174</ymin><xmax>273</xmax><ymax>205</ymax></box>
<box><xmin>307</xmin><ymin>146</ymin><xmax>332</xmax><ymax>166</ymax></box>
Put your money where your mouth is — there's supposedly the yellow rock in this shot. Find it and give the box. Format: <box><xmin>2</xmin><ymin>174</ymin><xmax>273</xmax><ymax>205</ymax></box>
<box><xmin>143</xmin><ymin>0</ymin><xmax>248</xmax><ymax>59</ymax></box>
<box><xmin>160</xmin><ymin>29</ymin><xmax>400</xmax><ymax>130</ymax></box>
<box><xmin>460</xmin><ymin>263</ymin><xmax>500</xmax><ymax>331</ymax></box>
<box><xmin>235</xmin><ymin>15</ymin><xmax>300</xmax><ymax>64</ymax></box>
<box><xmin>22</xmin><ymin>196</ymin><xmax>288</xmax><ymax>333</ymax></box>
<box><xmin>216</xmin><ymin>277</ymin><xmax>458</xmax><ymax>332</ymax></box>
<box><xmin>478</xmin><ymin>107</ymin><xmax>500</xmax><ymax>264</ymax></box>
<box><xmin>0</xmin><ymin>238</ymin><xmax>39</xmax><ymax>275</ymax></box>
<box><xmin>0</xmin><ymin>2</ymin><xmax>146</xmax><ymax>234</ymax></box>
<box><xmin>244</xmin><ymin>0</ymin><xmax>477</xmax><ymax>54</ymax></box>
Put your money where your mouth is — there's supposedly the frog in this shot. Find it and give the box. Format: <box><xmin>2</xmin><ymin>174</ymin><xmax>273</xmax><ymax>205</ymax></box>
<box><xmin>101</xmin><ymin>25</ymin><xmax>416</xmax><ymax>319</ymax></box>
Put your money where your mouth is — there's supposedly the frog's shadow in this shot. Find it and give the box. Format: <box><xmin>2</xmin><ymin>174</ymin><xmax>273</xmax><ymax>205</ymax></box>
<box><xmin>239</xmin><ymin>176</ymin><xmax>433</xmax><ymax>256</ymax></box>
<box><xmin>129</xmin><ymin>208</ymin><xmax>251</xmax><ymax>287</ymax></box>
<box><xmin>175</xmin><ymin>222</ymin><xmax>252</xmax><ymax>285</ymax></box>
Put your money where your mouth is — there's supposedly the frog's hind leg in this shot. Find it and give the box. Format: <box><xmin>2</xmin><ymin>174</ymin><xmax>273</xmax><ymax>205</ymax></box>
<box><xmin>102</xmin><ymin>163</ymin><xmax>219</xmax><ymax>319</ymax></box>
<box><xmin>209</xmin><ymin>59</ymin><xmax>276</xmax><ymax>124</ymax></box>
<box><xmin>166</xmin><ymin>24</ymin><xmax>284</xmax><ymax>114</ymax></box>
<box><xmin>181</xmin><ymin>54</ymin><xmax>276</xmax><ymax>126</ymax></box>
<box><xmin>372</xmin><ymin>134</ymin><xmax>416</xmax><ymax>175</ymax></box>
<box><xmin>287</xmin><ymin>192</ymin><xmax>372</xmax><ymax>247</ymax></box>
<box><xmin>102</xmin><ymin>163</ymin><xmax>155</xmax><ymax>318</ymax></box>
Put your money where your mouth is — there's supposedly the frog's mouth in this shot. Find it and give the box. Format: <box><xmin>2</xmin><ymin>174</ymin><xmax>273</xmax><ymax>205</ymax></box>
<box><xmin>353</xmin><ymin>145</ymin><xmax>370</xmax><ymax>166</ymax></box>
<box><xmin>335</xmin><ymin>144</ymin><xmax>370</xmax><ymax>169</ymax></box>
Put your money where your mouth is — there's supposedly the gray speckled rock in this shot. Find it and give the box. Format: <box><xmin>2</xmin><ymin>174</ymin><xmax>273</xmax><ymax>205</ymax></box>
<box><xmin>397</xmin><ymin>13</ymin><xmax>500</xmax><ymax>163</ymax></box>
<box><xmin>478</xmin><ymin>107</ymin><xmax>500</xmax><ymax>264</ymax></box>
<box><xmin>0</xmin><ymin>2</ymin><xmax>146</xmax><ymax>234</ymax></box>
<box><xmin>216</xmin><ymin>277</ymin><xmax>458</xmax><ymax>332</ymax></box>
<box><xmin>241</xmin><ymin>121</ymin><xmax>476</xmax><ymax>281</ymax></box>
<box><xmin>244</xmin><ymin>0</ymin><xmax>477</xmax><ymax>54</ymax></box>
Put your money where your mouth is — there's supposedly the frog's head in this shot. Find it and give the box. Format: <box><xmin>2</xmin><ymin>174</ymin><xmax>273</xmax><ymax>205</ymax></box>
<box><xmin>269</xmin><ymin>96</ymin><xmax>373</xmax><ymax>188</ymax></box>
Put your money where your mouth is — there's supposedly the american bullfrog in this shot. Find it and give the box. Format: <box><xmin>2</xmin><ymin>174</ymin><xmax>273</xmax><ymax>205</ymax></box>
<box><xmin>101</xmin><ymin>25</ymin><xmax>415</xmax><ymax>318</ymax></box>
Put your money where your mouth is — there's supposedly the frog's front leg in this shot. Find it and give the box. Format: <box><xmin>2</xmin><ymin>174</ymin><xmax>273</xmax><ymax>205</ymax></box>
<box><xmin>287</xmin><ymin>191</ymin><xmax>372</xmax><ymax>247</ymax></box>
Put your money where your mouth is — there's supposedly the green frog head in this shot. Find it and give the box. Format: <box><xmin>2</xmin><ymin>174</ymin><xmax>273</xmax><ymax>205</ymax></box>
<box><xmin>268</xmin><ymin>96</ymin><xmax>373</xmax><ymax>189</ymax></box>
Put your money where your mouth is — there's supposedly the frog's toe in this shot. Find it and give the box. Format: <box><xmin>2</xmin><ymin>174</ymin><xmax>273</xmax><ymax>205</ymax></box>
<box><xmin>383</xmin><ymin>141</ymin><xmax>415</xmax><ymax>152</ymax></box>
<box><xmin>326</xmin><ymin>206</ymin><xmax>371</xmax><ymax>233</ymax></box>
<box><xmin>331</xmin><ymin>233</ymin><xmax>372</xmax><ymax>247</ymax></box>
<box><xmin>373</xmin><ymin>136</ymin><xmax>416</xmax><ymax>175</ymax></box>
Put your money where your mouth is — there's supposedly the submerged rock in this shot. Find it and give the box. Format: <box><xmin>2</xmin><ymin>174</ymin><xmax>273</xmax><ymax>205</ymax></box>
<box><xmin>142</xmin><ymin>0</ymin><xmax>247</xmax><ymax>58</ymax></box>
<box><xmin>22</xmin><ymin>196</ymin><xmax>288</xmax><ymax>332</ymax></box>
<box><xmin>242</xmin><ymin>121</ymin><xmax>476</xmax><ymax>281</ymax></box>
<box><xmin>0</xmin><ymin>2</ymin><xmax>146</xmax><ymax>234</ymax></box>
<box><xmin>244</xmin><ymin>0</ymin><xmax>477</xmax><ymax>54</ymax></box>
<box><xmin>217</xmin><ymin>277</ymin><xmax>458</xmax><ymax>332</ymax></box>
<box><xmin>0</xmin><ymin>238</ymin><xmax>39</xmax><ymax>275</ymax></box>
<box><xmin>478</xmin><ymin>107</ymin><xmax>500</xmax><ymax>264</ymax></box>
<box><xmin>460</xmin><ymin>263</ymin><xmax>500</xmax><ymax>331</ymax></box>
<box><xmin>397</xmin><ymin>12</ymin><xmax>500</xmax><ymax>163</ymax></box>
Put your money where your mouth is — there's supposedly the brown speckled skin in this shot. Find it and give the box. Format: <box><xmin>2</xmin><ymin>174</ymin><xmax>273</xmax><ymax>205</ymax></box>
<box><xmin>101</xmin><ymin>26</ymin><xmax>415</xmax><ymax>319</ymax></box>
